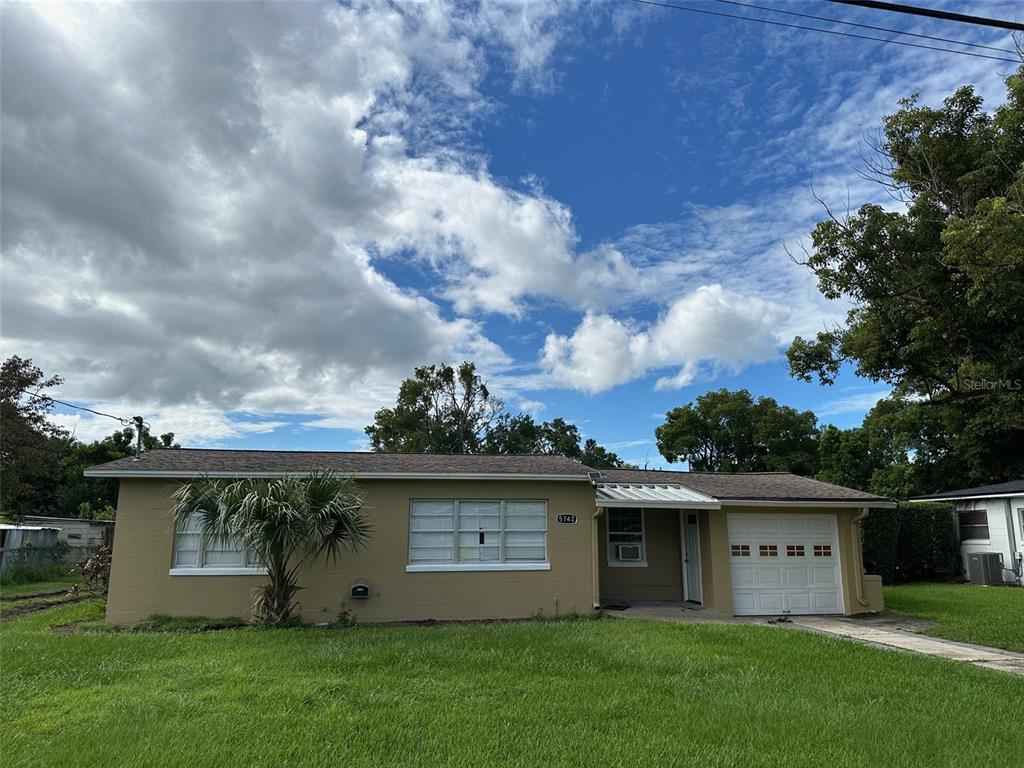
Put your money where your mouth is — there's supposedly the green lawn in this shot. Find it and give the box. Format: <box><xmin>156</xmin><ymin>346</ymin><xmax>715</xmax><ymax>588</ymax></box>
<box><xmin>885</xmin><ymin>582</ymin><xmax>1024</xmax><ymax>653</ymax></box>
<box><xmin>0</xmin><ymin>577</ymin><xmax>79</xmax><ymax>613</ymax></box>
<box><xmin>3</xmin><ymin>604</ymin><xmax>1022</xmax><ymax>767</ymax></box>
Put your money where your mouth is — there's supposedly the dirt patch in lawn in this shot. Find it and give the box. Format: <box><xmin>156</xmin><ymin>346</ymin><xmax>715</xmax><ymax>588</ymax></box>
<box><xmin>1</xmin><ymin>596</ymin><xmax>87</xmax><ymax>621</ymax></box>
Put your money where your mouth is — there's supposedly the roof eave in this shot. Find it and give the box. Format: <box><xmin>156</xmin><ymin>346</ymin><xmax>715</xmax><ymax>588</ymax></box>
<box><xmin>720</xmin><ymin>498</ymin><xmax>897</xmax><ymax>508</ymax></box>
<box><xmin>909</xmin><ymin>492</ymin><xmax>1022</xmax><ymax>502</ymax></box>
<box><xmin>83</xmin><ymin>468</ymin><xmax>590</xmax><ymax>482</ymax></box>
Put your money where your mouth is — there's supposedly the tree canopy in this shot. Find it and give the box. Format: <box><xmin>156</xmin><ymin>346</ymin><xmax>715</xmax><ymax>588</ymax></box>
<box><xmin>367</xmin><ymin>362</ymin><xmax>631</xmax><ymax>467</ymax></box>
<box><xmin>1</xmin><ymin>355</ymin><xmax>179</xmax><ymax>519</ymax></box>
<box><xmin>365</xmin><ymin>362</ymin><xmax>502</xmax><ymax>454</ymax></box>
<box><xmin>788</xmin><ymin>68</ymin><xmax>1024</xmax><ymax>488</ymax></box>
<box><xmin>655</xmin><ymin>389</ymin><xmax>820</xmax><ymax>475</ymax></box>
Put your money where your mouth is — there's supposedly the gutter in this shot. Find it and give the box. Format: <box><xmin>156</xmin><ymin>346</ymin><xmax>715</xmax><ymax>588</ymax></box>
<box><xmin>852</xmin><ymin>507</ymin><xmax>870</xmax><ymax>607</ymax></box>
<box><xmin>719</xmin><ymin>499</ymin><xmax>897</xmax><ymax>509</ymax></box>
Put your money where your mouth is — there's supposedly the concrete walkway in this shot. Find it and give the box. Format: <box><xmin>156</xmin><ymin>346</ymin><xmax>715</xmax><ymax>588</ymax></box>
<box><xmin>788</xmin><ymin>616</ymin><xmax>1024</xmax><ymax>677</ymax></box>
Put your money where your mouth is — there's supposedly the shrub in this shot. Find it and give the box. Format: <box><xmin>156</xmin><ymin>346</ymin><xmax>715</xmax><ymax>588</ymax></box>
<box><xmin>68</xmin><ymin>545</ymin><xmax>112</xmax><ymax>602</ymax></box>
<box><xmin>862</xmin><ymin>502</ymin><xmax>962</xmax><ymax>584</ymax></box>
<box><xmin>862</xmin><ymin>507</ymin><xmax>901</xmax><ymax>584</ymax></box>
<box><xmin>893</xmin><ymin>501</ymin><xmax>962</xmax><ymax>583</ymax></box>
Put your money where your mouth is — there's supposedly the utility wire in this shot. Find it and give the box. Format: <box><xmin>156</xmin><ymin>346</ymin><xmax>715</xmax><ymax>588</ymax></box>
<box><xmin>826</xmin><ymin>0</ymin><xmax>1024</xmax><ymax>33</ymax></box>
<box><xmin>714</xmin><ymin>0</ymin><xmax>1018</xmax><ymax>55</ymax></box>
<box><xmin>17</xmin><ymin>389</ymin><xmax>149</xmax><ymax>430</ymax></box>
<box><xmin>631</xmin><ymin>0</ymin><xmax>1022</xmax><ymax>64</ymax></box>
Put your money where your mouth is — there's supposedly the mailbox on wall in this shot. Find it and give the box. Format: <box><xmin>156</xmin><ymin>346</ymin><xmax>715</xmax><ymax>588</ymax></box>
<box><xmin>350</xmin><ymin>580</ymin><xmax>370</xmax><ymax>599</ymax></box>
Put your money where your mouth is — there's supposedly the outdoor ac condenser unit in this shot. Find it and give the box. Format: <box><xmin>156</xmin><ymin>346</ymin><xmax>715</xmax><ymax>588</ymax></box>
<box><xmin>967</xmin><ymin>552</ymin><xmax>1003</xmax><ymax>585</ymax></box>
<box><xmin>617</xmin><ymin>544</ymin><xmax>642</xmax><ymax>561</ymax></box>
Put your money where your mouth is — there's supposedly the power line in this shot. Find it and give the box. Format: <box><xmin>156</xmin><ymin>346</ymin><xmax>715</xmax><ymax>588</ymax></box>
<box><xmin>826</xmin><ymin>0</ymin><xmax>1024</xmax><ymax>33</ymax></box>
<box><xmin>17</xmin><ymin>389</ymin><xmax>149</xmax><ymax>430</ymax></box>
<box><xmin>631</xmin><ymin>0</ymin><xmax>1022</xmax><ymax>64</ymax></box>
<box><xmin>714</xmin><ymin>0</ymin><xmax>1018</xmax><ymax>55</ymax></box>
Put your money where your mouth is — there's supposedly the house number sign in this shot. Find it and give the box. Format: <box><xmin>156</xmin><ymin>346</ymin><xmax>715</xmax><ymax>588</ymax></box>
<box><xmin>556</xmin><ymin>514</ymin><xmax>578</xmax><ymax>525</ymax></box>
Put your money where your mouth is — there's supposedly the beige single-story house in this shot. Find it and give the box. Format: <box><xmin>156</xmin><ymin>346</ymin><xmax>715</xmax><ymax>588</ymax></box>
<box><xmin>85</xmin><ymin>450</ymin><xmax>893</xmax><ymax>624</ymax></box>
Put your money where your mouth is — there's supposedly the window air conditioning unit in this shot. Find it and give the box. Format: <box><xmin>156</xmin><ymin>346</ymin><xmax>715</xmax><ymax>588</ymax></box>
<box><xmin>617</xmin><ymin>544</ymin><xmax>642</xmax><ymax>561</ymax></box>
<box><xmin>967</xmin><ymin>552</ymin><xmax>1003</xmax><ymax>585</ymax></box>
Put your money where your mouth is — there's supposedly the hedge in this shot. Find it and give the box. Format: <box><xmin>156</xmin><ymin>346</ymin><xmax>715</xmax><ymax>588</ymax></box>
<box><xmin>862</xmin><ymin>501</ymin><xmax>962</xmax><ymax>584</ymax></box>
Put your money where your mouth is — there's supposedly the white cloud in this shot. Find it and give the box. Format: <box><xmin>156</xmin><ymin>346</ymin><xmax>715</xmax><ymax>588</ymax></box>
<box><xmin>542</xmin><ymin>284</ymin><xmax>787</xmax><ymax>393</ymax></box>
<box><xmin>0</xmin><ymin>1</ymin><xmax>576</xmax><ymax>442</ymax></box>
<box><xmin>49</xmin><ymin>407</ymin><xmax>289</xmax><ymax>446</ymax></box>
<box><xmin>816</xmin><ymin>390</ymin><xmax>891</xmax><ymax>419</ymax></box>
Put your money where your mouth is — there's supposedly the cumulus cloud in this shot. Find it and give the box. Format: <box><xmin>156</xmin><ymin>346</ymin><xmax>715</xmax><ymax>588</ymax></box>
<box><xmin>542</xmin><ymin>285</ymin><xmax>787</xmax><ymax>393</ymax></box>
<box><xmin>0</xmin><ymin>1</ymin><xmax>576</xmax><ymax>439</ymax></box>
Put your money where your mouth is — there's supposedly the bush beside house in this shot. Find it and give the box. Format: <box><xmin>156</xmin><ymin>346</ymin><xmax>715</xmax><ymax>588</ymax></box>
<box><xmin>863</xmin><ymin>502</ymin><xmax>962</xmax><ymax>584</ymax></box>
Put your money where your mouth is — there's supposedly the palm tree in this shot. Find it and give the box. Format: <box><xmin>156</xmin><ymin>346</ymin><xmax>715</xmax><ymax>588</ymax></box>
<box><xmin>171</xmin><ymin>471</ymin><xmax>369</xmax><ymax>624</ymax></box>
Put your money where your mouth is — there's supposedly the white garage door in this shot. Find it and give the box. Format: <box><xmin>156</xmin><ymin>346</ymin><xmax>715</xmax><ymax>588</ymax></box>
<box><xmin>728</xmin><ymin>514</ymin><xmax>843</xmax><ymax>616</ymax></box>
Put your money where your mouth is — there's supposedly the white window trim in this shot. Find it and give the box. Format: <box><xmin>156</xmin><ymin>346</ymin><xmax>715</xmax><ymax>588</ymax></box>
<box><xmin>607</xmin><ymin>507</ymin><xmax>647</xmax><ymax>568</ymax></box>
<box><xmin>405</xmin><ymin>562</ymin><xmax>551</xmax><ymax>573</ymax></box>
<box><xmin>169</xmin><ymin>566</ymin><xmax>265</xmax><ymax>576</ymax></box>
<box><xmin>172</xmin><ymin>520</ymin><xmax>261</xmax><ymax>573</ymax></box>
<box><xmin>407</xmin><ymin>499</ymin><xmax>549</xmax><ymax>568</ymax></box>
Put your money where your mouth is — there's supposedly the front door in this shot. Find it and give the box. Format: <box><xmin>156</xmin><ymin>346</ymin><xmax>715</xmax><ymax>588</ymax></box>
<box><xmin>682</xmin><ymin>511</ymin><xmax>702</xmax><ymax>603</ymax></box>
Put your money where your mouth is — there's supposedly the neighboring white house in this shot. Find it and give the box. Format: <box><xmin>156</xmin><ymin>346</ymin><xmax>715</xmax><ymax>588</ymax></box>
<box><xmin>911</xmin><ymin>480</ymin><xmax>1024</xmax><ymax>585</ymax></box>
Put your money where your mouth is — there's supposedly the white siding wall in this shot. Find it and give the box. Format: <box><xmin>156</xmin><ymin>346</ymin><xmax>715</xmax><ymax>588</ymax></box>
<box><xmin>956</xmin><ymin>496</ymin><xmax>1024</xmax><ymax>584</ymax></box>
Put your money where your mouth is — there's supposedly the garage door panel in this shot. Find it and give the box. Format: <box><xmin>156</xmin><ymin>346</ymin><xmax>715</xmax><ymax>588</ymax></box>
<box><xmin>728</xmin><ymin>513</ymin><xmax>843</xmax><ymax>617</ymax></box>
<box><xmin>783</xmin><ymin>568</ymin><xmax>809</xmax><ymax>586</ymax></box>
<box><xmin>785</xmin><ymin>593</ymin><xmax>811</xmax><ymax>612</ymax></box>
<box><xmin>731</xmin><ymin>568</ymin><xmax>755</xmax><ymax>587</ymax></box>
<box><xmin>756</xmin><ymin>593</ymin><xmax>784</xmax><ymax>612</ymax></box>
<box><xmin>805</xmin><ymin>518</ymin><xmax>833</xmax><ymax>536</ymax></box>
<box><xmin>781</xmin><ymin>519</ymin><xmax>807</xmax><ymax>535</ymax></box>
<box><xmin>810</xmin><ymin>567</ymin><xmax>839</xmax><ymax>585</ymax></box>
<box><xmin>812</xmin><ymin>593</ymin><xmax>840</xmax><ymax>612</ymax></box>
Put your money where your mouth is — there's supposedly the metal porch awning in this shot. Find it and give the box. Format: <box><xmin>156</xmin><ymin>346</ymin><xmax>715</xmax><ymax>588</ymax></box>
<box><xmin>595</xmin><ymin>483</ymin><xmax>720</xmax><ymax>509</ymax></box>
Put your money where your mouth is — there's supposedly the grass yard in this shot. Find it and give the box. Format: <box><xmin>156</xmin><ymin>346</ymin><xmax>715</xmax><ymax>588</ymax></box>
<box><xmin>3</xmin><ymin>603</ymin><xmax>1022</xmax><ymax>768</ymax></box>
<box><xmin>885</xmin><ymin>582</ymin><xmax>1024</xmax><ymax>653</ymax></box>
<box><xmin>0</xmin><ymin>576</ymin><xmax>79</xmax><ymax>614</ymax></box>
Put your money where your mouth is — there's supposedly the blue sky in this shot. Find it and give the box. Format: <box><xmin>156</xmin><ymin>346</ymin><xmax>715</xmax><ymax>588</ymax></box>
<box><xmin>2</xmin><ymin>1</ymin><xmax>1019</xmax><ymax>466</ymax></box>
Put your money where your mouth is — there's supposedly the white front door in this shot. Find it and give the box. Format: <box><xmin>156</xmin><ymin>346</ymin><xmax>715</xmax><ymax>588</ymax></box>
<box><xmin>727</xmin><ymin>513</ymin><xmax>843</xmax><ymax>616</ymax></box>
<box><xmin>682</xmin><ymin>511</ymin><xmax>702</xmax><ymax>603</ymax></box>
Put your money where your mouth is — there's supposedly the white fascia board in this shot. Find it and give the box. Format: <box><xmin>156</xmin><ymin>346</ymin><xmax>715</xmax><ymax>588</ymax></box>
<box><xmin>84</xmin><ymin>469</ymin><xmax>589</xmax><ymax>482</ymax></box>
<box><xmin>909</xmin><ymin>493</ymin><xmax>1023</xmax><ymax>502</ymax></box>
<box><xmin>595</xmin><ymin>500</ymin><xmax>721</xmax><ymax>509</ymax></box>
<box><xmin>720</xmin><ymin>499</ymin><xmax>897</xmax><ymax>509</ymax></box>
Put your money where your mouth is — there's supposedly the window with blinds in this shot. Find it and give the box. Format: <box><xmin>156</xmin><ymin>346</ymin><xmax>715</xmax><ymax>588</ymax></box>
<box><xmin>173</xmin><ymin>516</ymin><xmax>260</xmax><ymax>570</ymax></box>
<box><xmin>408</xmin><ymin>500</ymin><xmax>548</xmax><ymax>565</ymax></box>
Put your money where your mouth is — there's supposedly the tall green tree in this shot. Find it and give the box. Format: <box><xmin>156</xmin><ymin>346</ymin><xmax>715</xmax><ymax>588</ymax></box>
<box><xmin>172</xmin><ymin>472</ymin><xmax>369</xmax><ymax>624</ymax></box>
<box><xmin>366</xmin><ymin>362</ymin><xmax>502</xmax><ymax>454</ymax></box>
<box><xmin>56</xmin><ymin>429</ymin><xmax>180</xmax><ymax>518</ymax></box>
<box><xmin>368</xmin><ymin>362</ymin><xmax>630</xmax><ymax>466</ymax></box>
<box><xmin>655</xmin><ymin>389</ymin><xmax>820</xmax><ymax>475</ymax></box>
<box><xmin>0</xmin><ymin>356</ymin><xmax>69</xmax><ymax>515</ymax></box>
<box><xmin>482</xmin><ymin>413</ymin><xmax>630</xmax><ymax>468</ymax></box>
<box><xmin>788</xmin><ymin>68</ymin><xmax>1024</xmax><ymax>489</ymax></box>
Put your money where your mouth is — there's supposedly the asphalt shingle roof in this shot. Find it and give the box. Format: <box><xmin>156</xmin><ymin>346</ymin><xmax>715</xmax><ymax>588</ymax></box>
<box><xmin>85</xmin><ymin>449</ymin><xmax>592</xmax><ymax>477</ymax></box>
<box><xmin>911</xmin><ymin>479</ymin><xmax>1024</xmax><ymax>500</ymax></box>
<box><xmin>86</xmin><ymin>449</ymin><xmax>892</xmax><ymax>503</ymax></box>
<box><xmin>597</xmin><ymin>468</ymin><xmax>890</xmax><ymax>503</ymax></box>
